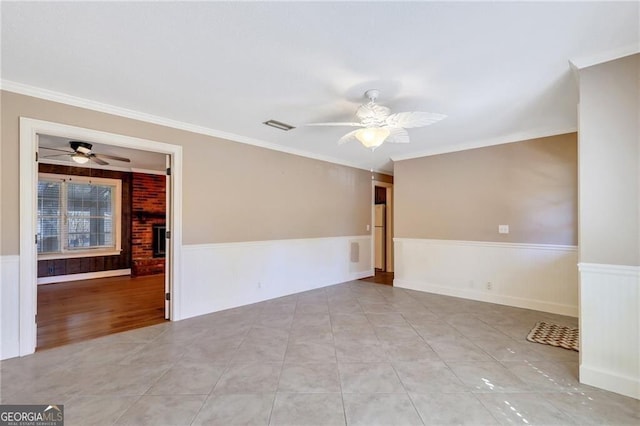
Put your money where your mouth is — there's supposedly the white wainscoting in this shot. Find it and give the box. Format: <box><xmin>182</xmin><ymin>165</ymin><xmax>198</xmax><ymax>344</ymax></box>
<box><xmin>394</xmin><ymin>238</ymin><xmax>579</xmax><ymax>317</ymax></box>
<box><xmin>180</xmin><ymin>236</ymin><xmax>372</xmax><ymax>320</ymax></box>
<box><xmin>579</xmin><ymin>263</ymin><xmax>639</xmax><ymax>399</ymax></box>
<box><xmin>1</xmin><ymin>255</ymin><xmax>20</xmax><ymax>360</ymax></box>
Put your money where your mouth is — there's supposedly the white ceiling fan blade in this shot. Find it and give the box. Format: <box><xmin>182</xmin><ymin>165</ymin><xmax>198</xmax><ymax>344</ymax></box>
<box><xmin>305</xmin><ymin>122</ymin><xmax>363</xmax><ymax>127</ymax></box>
<box><xmin>385</xmin><ymin>127</ymin><xmax>410</xmax><ymax>144</ymax></box>
<box><xmin>385</xmin><ymin>111</ymin><xmax>447</xmax><ymax>128</ymax></box>
<box><xmin>356</xmin><ymin>104</ymin><xmax>391</xmax><ymax>121</ymax></box>
<box><xmin>338</xmin><ymin>130</ymin><xmax>360</xmax><ymax>145</ymax></box>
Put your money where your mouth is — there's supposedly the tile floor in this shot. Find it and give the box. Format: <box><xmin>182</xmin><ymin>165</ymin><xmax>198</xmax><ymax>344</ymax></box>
<box><xmin>1</xmin><ymin>281</ymin><xmax>638</xmax><ymax>425</ymax></box>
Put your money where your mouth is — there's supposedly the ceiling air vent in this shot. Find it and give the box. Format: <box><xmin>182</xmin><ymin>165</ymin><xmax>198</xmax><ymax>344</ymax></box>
<box><xmin>263</xmin><ymin>120</ymin><xmax>295</xmax><ymax>131</ymax></box>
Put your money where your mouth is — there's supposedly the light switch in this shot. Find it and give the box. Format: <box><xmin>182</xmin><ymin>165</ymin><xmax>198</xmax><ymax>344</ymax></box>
<box><xmin>498</xmin><ymin>225</ymin><xmax>509</xmax><ymax>234</ymax></box>
<box><xmin>366</xmin><ymin>224</ymin><xmax>371</xmax><ymax>231</ymax></box>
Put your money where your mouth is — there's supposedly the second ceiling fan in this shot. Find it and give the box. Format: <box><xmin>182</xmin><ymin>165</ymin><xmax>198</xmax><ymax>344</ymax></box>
<box><xmin>41</xmin><ymin>141</ymin><xmax>131</xmax><ymax>165</ymax></box>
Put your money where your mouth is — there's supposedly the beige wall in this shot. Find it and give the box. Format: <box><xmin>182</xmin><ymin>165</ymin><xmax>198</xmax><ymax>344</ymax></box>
<box><xmin>1</xmin><ymin>91</ymin><xmax>374</xmax><ymax>255</ymax></box>
<box><xmin>395</xmin><ymin>133</ymin><xmax>578</xmax><ymax>245</ymax></box>
<box><xmin>578</xmin><ymin>54</ymin><xmax>639</xmax><ymax>266</ymax></box>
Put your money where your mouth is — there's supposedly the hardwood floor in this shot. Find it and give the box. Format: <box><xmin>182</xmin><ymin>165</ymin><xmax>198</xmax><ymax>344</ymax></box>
<box><xmin>359</xmin><ymin>270</ymin><xmax>394</xmax><ymax>286</ymax></box>
<box><xmin>37</xmin><ymin>274</ymin><xmax>166</xmax><ymax>351</ymax></box>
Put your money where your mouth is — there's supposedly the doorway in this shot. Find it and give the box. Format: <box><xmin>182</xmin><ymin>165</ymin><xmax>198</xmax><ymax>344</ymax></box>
<box><xmin>35</xmin><ymin>159</ymin><xmax>168</xmax><ymax>350</ymax></box>
<box><xmin>19</xmin><ymin>118</ymin><xmax>183</xmax><ymax>356</ymax></box>
<box><xmin>372</xmin><ymin>180</ymin><xmax>393</xmax><ymax>283</ymax></box>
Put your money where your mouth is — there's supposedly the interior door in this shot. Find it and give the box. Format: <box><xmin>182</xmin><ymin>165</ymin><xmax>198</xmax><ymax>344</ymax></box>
<box><xmin>164</xmin><ymin>154</ymin><xmax>171</xmax><ymax>320</ymax></box>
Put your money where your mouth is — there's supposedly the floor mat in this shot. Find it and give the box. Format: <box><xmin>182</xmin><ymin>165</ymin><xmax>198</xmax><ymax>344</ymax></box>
<box><xmin>526</xmin><ymin>321</ymin><xmax>579</xmax><ymax>351</ymax></box>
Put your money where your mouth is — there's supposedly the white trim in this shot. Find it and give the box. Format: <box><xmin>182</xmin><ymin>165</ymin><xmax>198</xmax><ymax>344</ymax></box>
<box><xmin>580</xmin><ymin>365</ymin><xmax>640</xmax><ymax>401</ymax></box>
<box><xmin>569</xmin><ymin>44</ymin><xmax>640</xmax><ymax>70</ymax></box>
<box><xmin>394</xmin><ymin>237</ymin><xmax>577</xmax><ymax>252</ymax></box>
<box><xmin>37</xmin><ymin>269</ymin><xmax>131</xmax><ymax>285</ymax></box>
<box><xmin>183</xmin><ymin>235</ymin><xmax>370</xmax><ymax>251</ymax></box>
<box><xmin>19</xmin><ymin>118</ymin><xmax>183</xmax><ymax>357</ymax></box>
<box><xmin>1</xmin><ymin>255</ymin><xmax>21</xmax><ymax>360</ymax></box>
<box><xmin>19</xmin><ymin>119</ymin><xmax>38</xmax><ymax>356</ymax></box>
<box><xmin>578</xmin><ymin>262</ymin><xmax>640</xmax><ymax>277</ymax></box>
<box><xmin>395</xmin><ymin>278</ymin><xmax>578</xmax><ymax>317</ymax></box>
<box><xmin>2</xmin><ymin>80</ymin><xmax>372</xmax><ymax>172</ymax></box>
<box><xmin>390</xmin><ymin>126</ymin><xmax>577</xmax><ymax>161</ymax></box>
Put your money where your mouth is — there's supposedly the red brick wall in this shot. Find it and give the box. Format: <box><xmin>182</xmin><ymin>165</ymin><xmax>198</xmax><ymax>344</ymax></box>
<box><xmin>132</xmin><ymin>173</ymin><xmax>166</xmax><ymax>276</ymax></box>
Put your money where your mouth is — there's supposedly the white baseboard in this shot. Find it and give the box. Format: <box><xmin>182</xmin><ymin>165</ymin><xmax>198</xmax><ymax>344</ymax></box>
<box><xmin>580</xmin><ymin>365</ymin><xmax>640</xmax><ymax>400</ymax></box>
<box><xmin>37</xmin><ymin>268</ymin><xmax>131</xmax><ymax>285</ymax></box>
<box><xmin>1</xmin><ymin>255</ymin><xmax>20</xmax><ymax>360</ymax></box>
<box><xmin>578</xmin><ymin>262</ymin><xmax>639</xmax><ymax>399</ymax></box>
<box><xmin>395</xmin><ymin>279</ymin><xmax>578</xmax><ymax>317</ymax></box>
<box><xmin>394</xmin><ymin>238</ymin><xmax>579</xmax><ymax>316</ymax></box>
<box><xmin>180</xmin><ymin>236</ymin><xmax>372</xmax><ymax>320</ymax></box>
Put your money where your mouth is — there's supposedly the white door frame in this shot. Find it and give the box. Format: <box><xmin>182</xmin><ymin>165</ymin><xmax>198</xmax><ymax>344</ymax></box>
<box><xmin>19</xmin><ymin>117</ymin><xmax>183</xmax><ymax>356</ymax></box>
<box><xmin>372</xmin><ymin>181</ymin><xmax>394</xmax><ymax>273</ymax></box>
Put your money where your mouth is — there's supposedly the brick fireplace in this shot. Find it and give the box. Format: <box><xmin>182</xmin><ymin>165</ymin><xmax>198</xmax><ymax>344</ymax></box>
<box><xmin>132</xmin><ymin>172</ymin><xmax>166</xmax><ymax>276</ymax></box>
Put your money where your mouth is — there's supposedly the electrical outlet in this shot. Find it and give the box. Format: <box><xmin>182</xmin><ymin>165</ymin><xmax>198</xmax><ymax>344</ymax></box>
<box><xmin>486</xmin><ymin>282</ymin><xmax>492</xmax><ymax>290</ymax></box>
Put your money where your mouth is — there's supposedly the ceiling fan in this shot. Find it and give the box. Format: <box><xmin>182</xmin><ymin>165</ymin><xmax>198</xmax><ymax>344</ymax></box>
<box><xmin>306</xmin><ymin>89</ymin><xmax>447</xmax><ymax>149</ymax></box>
<box><xmin>41</xmin><ymin>141</ymin><xmax>131</xmax><ymax>166</ymax></box>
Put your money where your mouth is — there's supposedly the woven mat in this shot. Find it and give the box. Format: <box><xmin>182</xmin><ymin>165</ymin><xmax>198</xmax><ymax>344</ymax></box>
<box><xmin>526</xmin><ymin>321</ymin><xmax>579</xmax><ymax>352</ymax></box>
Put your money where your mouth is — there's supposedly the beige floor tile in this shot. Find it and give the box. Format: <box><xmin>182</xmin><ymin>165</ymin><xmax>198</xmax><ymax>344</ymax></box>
<box><xmin>64</xmin><ymin>395</ymin><xmax>137</xmax><ymax>426</ymax></box>
<box><xmin>277</xmin><ymin>363</ymin><xmax>340</xmax><ymax>393</ymax></box>
<box><xmin>477</xmin><ymin>392</ymin><xmax>579</xmax><ymax>425</ymax></box>
<box><xmin>145</xmin><ymin>363</ymin><xmax>226</xmax><ymax>395</ymax></box>
<box><xmin>3</xmin><ymin>281</ymin><xmax>635</xmax><ymax>426</ymax></box>
<box><xmin>270</xmin><ymin>393</ymin><xmax>345</xmax><ymax>426</ymax></box>
<box><xmin>448</xmin><ymin>361</ymin><xmax>531</xmax><ymax>393</ymax></box>
<box><xmin>192</xmin><ymin>393</ymin><xmax>274</xmax><ymax>426</ymax></box>
<box><xmin>541</xmin><ymin>391</ymin><xmax>640</xmax><ymax>425</ymax></box>
<box><xmin>393</xmin><ymin>360</ymin><xmax>469</xmax><ymax>393</ymax></box>
<box><xmin>343</xmin><ymin>393</ymin><xmax>423</xmax><ymax>426</ymax></box>
<box><xmin>338</xmin><ymin>362</ymin><xmax>405</xmax><ymax>393</ymax></box>
<box><xmin>213</xmin><ymin>363</ymin><xmax>282</xmax><ymax>394</ymax></box>
<box><xmin>114</xmin><ymin>394</ymin><xmax>206</xmax><ymax>425</ymax></box>
<box><xmin>410</xmin><ymin>392</ymin><xmax>499</xmax><ymax>425</ymax></box>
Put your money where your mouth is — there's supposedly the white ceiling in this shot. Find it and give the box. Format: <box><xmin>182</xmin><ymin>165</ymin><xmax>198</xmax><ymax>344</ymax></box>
<box><xmin>2</xmin><ymin>2</ymin><xmax>638</xmax><ymax>173</ymax></box>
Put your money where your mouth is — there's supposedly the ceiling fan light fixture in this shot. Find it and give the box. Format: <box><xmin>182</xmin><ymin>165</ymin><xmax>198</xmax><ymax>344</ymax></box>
<box><xmin>72</xmin><ymin>153</ymin><xmax>90</xmax><ymax>164</ymax></box>
<box><xmin>355</xmin><ymin>127</ymin><xmax>390</xmax><ymax>149</ymax></box>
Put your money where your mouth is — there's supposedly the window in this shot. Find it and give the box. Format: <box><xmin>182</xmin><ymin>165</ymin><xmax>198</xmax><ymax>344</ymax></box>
<box><xmin>37</xmin><ymin>173</ymin><xmax>122</xmax><ymax>258</ymax></box>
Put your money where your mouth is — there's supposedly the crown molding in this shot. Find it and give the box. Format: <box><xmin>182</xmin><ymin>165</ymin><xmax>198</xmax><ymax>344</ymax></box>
<box><xmin>390</xmin><ymin>126</ymin><xmax>577</xmax><ymax>162</ymax></box>
<box><xmin>569</xmin><ymin>44</ymin><xmax>639</xmax><ymax>71</ymax></box>
<box><xmin>1</xmin><ymin>80</ymin><xmax>379</xmax><ymax>173</ymax></box>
